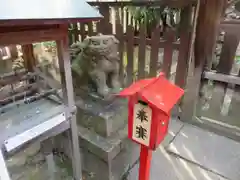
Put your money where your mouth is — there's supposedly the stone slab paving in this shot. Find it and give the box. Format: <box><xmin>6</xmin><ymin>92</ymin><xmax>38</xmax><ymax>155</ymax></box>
<box><xmin>127</xmin><ymin>145</ymin><xmax>227</xmax><ymax>180</ymax></box>
<box><xmin>166</xmin><ymin>123</ymin><xmax>240</xmax><ymax>180</ymax></box>
<box><xmin>161</xmin><ymin>118</ymin><xmax>184</xmax><ymax>147</ymax></box>
<box><xmin>127</xmin><ymin>119</ymin><xmax>228</xmax><ymax>180</ymax></box>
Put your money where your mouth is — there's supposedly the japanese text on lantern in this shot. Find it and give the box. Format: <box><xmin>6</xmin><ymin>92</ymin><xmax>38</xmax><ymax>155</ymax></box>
<box><xmin>132</xmin><ymin>103</ymin><xmax>152</xmax><ymax>147</ymax></box>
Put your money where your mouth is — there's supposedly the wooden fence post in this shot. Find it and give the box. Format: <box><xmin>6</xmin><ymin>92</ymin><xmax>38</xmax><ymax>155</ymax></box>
<box><xmin>175</xmin><ymin>5</ymin><xmax>192</xmax><ymax>88</ymax></box>
<box><xmin>22</xmin><ymin>44</ymin><xmax>36</xmax><ymax>83</ymax></box>
<box><xmin>180</xmin><ymin>0</ymin><xmax>228</xmax><ymax>122</ymax></box>
<box><xmin>98</xmin><ymin>4</ymin><xmax>111</xmax><ymax>34</ymax></box>
<box><xmin>22</xmin><ymin>44</ymin><xmax>36</xmax><ymax>72</ymax></box>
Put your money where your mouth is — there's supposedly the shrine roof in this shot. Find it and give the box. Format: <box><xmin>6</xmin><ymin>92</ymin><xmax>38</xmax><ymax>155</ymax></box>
<box><xmin>0</xmin><ymin>0</ymin><xmax>102</xmax><ymax>26</ymax></box>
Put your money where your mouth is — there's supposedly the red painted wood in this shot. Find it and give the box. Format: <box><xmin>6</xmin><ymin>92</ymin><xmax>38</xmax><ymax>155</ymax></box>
<box><xmin>139</xmin><ymin>145</ymin><xmax>152</xmax><ymax>180</ymax></box>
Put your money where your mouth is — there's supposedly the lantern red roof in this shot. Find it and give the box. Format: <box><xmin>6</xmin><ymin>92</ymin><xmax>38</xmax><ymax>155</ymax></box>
<box><xmin>119</xmin><ymin>73</ymin><xmax>184</xmax><ymax>114</ymax></box>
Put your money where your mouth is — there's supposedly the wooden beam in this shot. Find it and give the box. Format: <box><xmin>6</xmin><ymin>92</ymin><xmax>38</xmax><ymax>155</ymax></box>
<box><xmin>88</xmin><ymin>0</ymin><xmax>197</xmax><ymax>8</ymax></box>
<box><xmin>129</xmin><ymin>36</ymin><xmax>180</xmax><ymax>50</ymax></box>
<box><xmin>22</xmin><ymin>44</ymin><xmax>36</xmax><ymax>72</ymax></box>
<box><xmin>220</xmin><ymin>22</ymin><xmax>240</xmax><ymax>35</ymax></box>
<box><xmin>22</xmin><ymin>44</ymin><xmax>37</xmax><ymax>84</ymax></box>
<box><xmin>0</xmin><ymin>72</ymin><xmax>36</xmax><ymax>87</ymax></box>
<box><xmin>70</xmin><ymin>29</ymin><xmax>181</xmax><ymax>49</ymax></box>
<box><xmin>0</xmin><ymin>86</ymin><xmax>37</xmax><ymax>106</ymax></box>
<box><xmin>0</xmin><ymin>25</ymin><xmax>60</xmax><ymax>33</ymax></box>
<box><xmin>57</xmin><ymin>24</ymin><xmax>82</xmax><ymax>180</ymax></box>
<box><xmin>0</xmin><ymin>70</ymin><xmax>26</xmax><ymax>86</ymax></box>
<box><xmin>203</xmin><ymin>71</ymin><xmax>240</xmax><ymax>86</ymax></box>
<box><xmin>175</xmin><ymin>5</ymin><xmax>193</xmax><ymax>88</ymax></box>
<box><xmin>0</xmin><ymin>82</ymin><xmax>38</xmax><ymax>101</ymax></box>
<box><xmin>0</xmin><ymin>28</ymin><xmax>65</xmax><ymax>46</ymax></box>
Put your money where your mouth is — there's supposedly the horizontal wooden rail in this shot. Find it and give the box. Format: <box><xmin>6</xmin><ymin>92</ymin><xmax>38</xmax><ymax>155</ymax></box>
<box><xmin>0</xmin><ymin>28</ymin><xmax>65</xmax><ymax>46</ymax></box>
<box><xmin>88</xmin><ymin>0</ymin><xmax>197</xmax><ymax>8</ymax></box>
<box><xmin>0</xmin><ymin>85</ymin><xmax>37</xmax><ymax>106</ymax></box>
<box><xmin>68</xmin><ymin>28</ymin><xmax>181</xmax><ymax>50</ymax></box>
<box><xmin>0</xmin><ymin>69</ymin><xmax>27</xmax><ymax>85</ymax></box>
<box><xmin>0</xmin><ymin>71</ymin><xmax>37</xmax><ymax>87</ymax></box>
<box><xmin>220</xmin><ymin>19</ymin><xmax>240</xmax><ymax>25</ymax></box>
<box><xmin>0</xmin><ymin>62</ymin><xmax>53</xmax><ymax>87</ymax></box>
<box><xmin>126</xmin><ymin>35</ymin><xmax>180</xmax><ymax>50</ymax></box>
<box><xmin>203</xmin><ymin>71</ymin><xmax>240</xmax><ymax>85</ymax></box>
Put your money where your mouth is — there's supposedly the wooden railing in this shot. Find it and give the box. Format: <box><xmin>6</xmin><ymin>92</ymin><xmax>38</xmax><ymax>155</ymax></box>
<box><xmin>195</xmin><ymin>19</ymin><xmax>240</xmax><ymax>137</ymax></box>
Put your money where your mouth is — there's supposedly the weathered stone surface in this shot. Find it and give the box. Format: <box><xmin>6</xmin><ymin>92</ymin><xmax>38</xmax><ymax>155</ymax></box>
<box><xmin>78</xmin><ymin>125</ymin><xmax>127</xmax><ymax>162</ymax></box>
<box><xmin>71</xmin><ymin>35</ymin><xmax>121</xmax><ymax>98</ymax></box>
<box><xmin>7</xmin><ymin>152</ymin><xmax>72</xmax><ymax>180</ymax></box>
<box><xmin>76</xmin><ymin>97</ymin><xmax>128</xmax><ymax>137</ymax></box>
<box><xmin>127</xmin><ymin>146</ymin><xmax>227</xmax><ymax>180</ymax></box>
<box><xmin>55</xmin><ymin>130</ymin><xmax>140</xmax><ymax>180</ymax></box>
<box><xmin>24</xmin><ymin>142</ymin><xmax>41</xmax><ymax>157</ymax></box>
<box><xmin>166</xmin><ymin>124</ymin><xmax>240</xmax><ymax>180</ymax></box>
<box><xmin>81</xmin><ymin>140</ymin><xmax>139</xmax><ymax>180</ymax></box>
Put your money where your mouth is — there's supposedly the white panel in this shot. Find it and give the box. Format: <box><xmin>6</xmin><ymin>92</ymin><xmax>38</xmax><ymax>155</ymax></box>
<box><xmin>4</xmin><ymin>113</ymin><xmax>66</xmax><ymax>152</ymax></box>
<box><xmin>0</xmin><ymin>149</ymin><xmax>11</xmax><ymax>180</ymax></box>
<box><xmin>132</xmin><ymin>103</ymin><xmax>152</xmax><ymax>147</ymax></box>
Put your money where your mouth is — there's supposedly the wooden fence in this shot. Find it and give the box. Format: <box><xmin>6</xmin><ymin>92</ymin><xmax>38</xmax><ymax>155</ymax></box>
<box><xmin>195</xmin><ymin>20</ymin><xmax>240</xmax><ymax>138</ymax></box>
<box><xmin>0</xmin><ymin>1</ymin><xmax>196</xmax><ymax>117</ymax></box>
<box><xmin>68</xmin><ymin>1</ymin><xmax>196</xmax><ymax>93</ymax></box>
<box><xmin>2</xmin><ymin>0</ymin><xmax>240</xmax><ymax>140</ymax></box>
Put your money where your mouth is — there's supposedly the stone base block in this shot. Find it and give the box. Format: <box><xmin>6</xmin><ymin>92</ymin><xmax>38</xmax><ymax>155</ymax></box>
<box><xmin>75</xmin><ymin>96</ymin><xmax>128</xmax><ymax>137</ymax></box>
<box><xmin>81</xmin><ymin>139</ymin><xmax>139</xmax><ymax>180</ymax></box>
<box><xmin>55</xmin><ymin>126</ymin><xmax>140</xmax><ymax>180</ymax></box>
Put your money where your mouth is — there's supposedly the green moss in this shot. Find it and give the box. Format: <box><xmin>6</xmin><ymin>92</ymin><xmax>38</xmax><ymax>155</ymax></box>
<box><xmin>55</xmin><ymin>156</ymin><xmax>73</xmax><ymax>177</ymax></box>
<box><xmin>235</xmin><ymin>55</ymin><xmax>240</xmax><ymax>64</ymax></box>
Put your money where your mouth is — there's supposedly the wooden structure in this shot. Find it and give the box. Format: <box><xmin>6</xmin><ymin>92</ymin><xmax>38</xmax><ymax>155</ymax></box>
<box><xmin>3</xmin><ymin>0</ymin><xmax>239</xmax><ymax>141</ymax></box>
<box><xmin>68</xmin><ymin>0</ymin><xmax>197</xmax><ymax>123</ymax></box>
<box><xmin>69</xmin><ymin>0</ymin><xmax>197</xmax><ymax>90</ymax></box>
<box><xmin>0</xmin><ymin>0</ymin><xmax>102</xmax><ymax>179</ymax></box>
<box><xmin>178</xmin><ymin>0</ymin><xmax>240</xmax><ymax>141</ymax></box>
<box><xmin>68</xmin><ymin>0</ymin><xmax>240</xmax><ymax>140</ymax></box>
<box><xmin>192</xmin><ymin>18</ymin><xmax>240</xmax><ymax>140</ymax></box>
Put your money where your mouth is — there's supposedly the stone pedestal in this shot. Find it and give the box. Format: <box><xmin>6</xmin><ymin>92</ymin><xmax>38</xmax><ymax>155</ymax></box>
<box><xmin>76</xmin><ymin>95</ymin><xmax>139</xmax><ymax>180</ymax></box>
<box><xmin>56</xmin><ymin>94</ymin><xmax>140</xmax><ymax>180</ymax></box>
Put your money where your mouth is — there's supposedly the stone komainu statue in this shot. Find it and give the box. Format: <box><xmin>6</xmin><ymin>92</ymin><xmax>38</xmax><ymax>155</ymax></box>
<box><xmin>70</xmin><ymin>35</ymin><xmax>121</xmax><ymax>98</ymax></box>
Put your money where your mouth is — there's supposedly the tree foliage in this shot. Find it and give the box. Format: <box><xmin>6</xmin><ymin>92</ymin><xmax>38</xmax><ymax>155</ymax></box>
<box><xmin>128</xmin><ymin>6</ymin><xmax>180</xmax><ymax>37</ymax></box>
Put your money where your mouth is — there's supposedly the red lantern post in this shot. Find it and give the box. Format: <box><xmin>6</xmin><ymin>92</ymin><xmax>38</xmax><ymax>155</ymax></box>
<box><xmin>118</xmin><ymin>73</ymin><xmax>184</xmax><ymax>180</ymax></box>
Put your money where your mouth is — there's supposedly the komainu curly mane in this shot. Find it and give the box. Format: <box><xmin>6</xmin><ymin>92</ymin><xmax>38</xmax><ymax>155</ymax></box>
<box><xmin>70</xmin><ymin>34</ymin><xmax>121</xmax><ymax>98</ymax></box>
